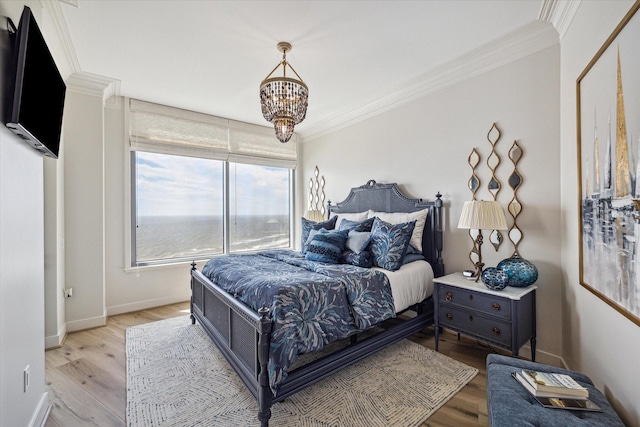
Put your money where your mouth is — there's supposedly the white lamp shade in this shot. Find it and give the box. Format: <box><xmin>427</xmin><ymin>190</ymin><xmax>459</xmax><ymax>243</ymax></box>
<box><xmin>304</xmin><ymin>209</ymin><xmax>325</xmax><ymax>222</ymax></box>
<box><xmin>457</xmin><ymin>201</ymin><xmax>508</xmax><ymax>231</ymax></box>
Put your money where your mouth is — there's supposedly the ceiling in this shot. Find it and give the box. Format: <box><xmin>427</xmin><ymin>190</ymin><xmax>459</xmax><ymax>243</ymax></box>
<box><xmin>57</xmin><ymin>0</ymin><xmax>565</xmax><ymax>141</ymax></box>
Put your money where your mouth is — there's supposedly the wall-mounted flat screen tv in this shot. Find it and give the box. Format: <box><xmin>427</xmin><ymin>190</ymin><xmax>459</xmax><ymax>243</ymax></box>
<box><xmin>6</xmin><ymin>6</ymin><xmax>66</xmax><ymax>159</ymax></box>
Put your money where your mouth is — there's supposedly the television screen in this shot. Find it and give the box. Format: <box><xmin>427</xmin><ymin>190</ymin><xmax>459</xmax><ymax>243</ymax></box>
<box><xmin>6</xmin><ymin>6</ymin><xmax>65</xmax><ymax>158</ymax></box>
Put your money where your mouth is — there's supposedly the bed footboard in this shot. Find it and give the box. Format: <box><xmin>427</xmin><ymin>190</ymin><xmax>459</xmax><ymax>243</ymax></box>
<box><xmin>190</xmin><ymin>262</ymin><xmax>274</xmax><ymax>426</ymax></box>
<box><xmin>190</xmin><ymin>260</ymin><xmax>435</xmax><ymax>426</ymax></box>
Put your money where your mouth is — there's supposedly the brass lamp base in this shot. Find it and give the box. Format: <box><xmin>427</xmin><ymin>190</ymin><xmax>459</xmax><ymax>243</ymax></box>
<box><xmin>473</xmin><ymin>262</ymin><xmax>485</xmax><ymax>282</ymax></box>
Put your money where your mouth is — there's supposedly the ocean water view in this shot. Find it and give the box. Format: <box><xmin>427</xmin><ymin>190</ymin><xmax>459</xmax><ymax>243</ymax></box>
<box><xmin>135</xmin><ymin>215</ymin><xmax>290</xmax><ymax>263</ymax></box>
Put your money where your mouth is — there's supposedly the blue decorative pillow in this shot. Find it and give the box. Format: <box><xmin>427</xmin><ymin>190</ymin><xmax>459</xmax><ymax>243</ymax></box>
<box><xmin>370</xmin><ymin>217</ymin><xmax>416</xmax><ymax>271</ymax></box>
<box><xmin>402</xmin><ymin>253</ymin><xmax>426</xmax><ymax>265</ymax></box>
<box><xmin>341</xmin><ymin>250</ymin><xmax>373</xmax><ymax>268</ymax></box>
<box><xmin>301</xmin><ymin>216</ymin><xmax>337</xmax><ymax>254</ymax></box>
<box><xmin>338</xmin><ymin>217</ymin><xmax>375</xmax><ymax>232</ymax></box>
<box><xmin>345</xmin><ymin>231</ymin><xmax>371</xmax><ymax>254</ymax></box>
<box><xmin>305</xmin><ymin>229</ymin><xmax>349</xmax><ymax>263</ymax></box>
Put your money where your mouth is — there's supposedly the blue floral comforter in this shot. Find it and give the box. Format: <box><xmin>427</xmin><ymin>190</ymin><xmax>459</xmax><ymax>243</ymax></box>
<box><xmin>201</xmin><ymin>249</ymin><xmax>395</xmax><ymax>394</ymax></box>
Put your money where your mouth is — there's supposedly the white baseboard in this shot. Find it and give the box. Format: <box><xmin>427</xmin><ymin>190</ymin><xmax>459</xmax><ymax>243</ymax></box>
<box><xmin>30</xmin><ymin>392</ymin><xmax>50</xmax><ymax>427</ymax></box>
<box><xmin>65</xmin><ymin>314</ymin><xmax>107</xmax><ymax>332</ymax></box>
<box><xmin>106</xmin><ymin>294</ymin><xmax>190</xmax><ymax>316</ymax></box>
<box><xmin>516</xmin><ymin>344</ymin><xmax>564</xmax><ymax>368</ymax></box>
<box><xmin>45</xmin><ymin>323</ymin><xmax>67</xmax><ymax>350</ymax></box>
<box><xmin>56</xmin><ymin>295</ymin><xmax>188</xmax><ymax>335</ymax></box>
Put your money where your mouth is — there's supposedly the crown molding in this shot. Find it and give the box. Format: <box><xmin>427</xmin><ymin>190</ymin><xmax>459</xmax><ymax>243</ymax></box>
<box><xmin>42</xmin><ymin>0</ymin><xmax>81</xmax><ymax>73</ymax></box>
<box><xmin>66</xmin><ymin>72</ymin><xmax>121</xmax><ymax>107</ymax></box>
<box><xmin>538</xmin><ymin>0</ymin><xmax>581</xmax><ymax>41</ymax></box>
<box><xmin>300</xmin><ymin>20</ymin><xmax>559</xmax><ymax>143</ymax></box>
<box><xmin>57</xmin><ymin>0</ymin><xmax>79</xmax><ymax>7</ymax></box>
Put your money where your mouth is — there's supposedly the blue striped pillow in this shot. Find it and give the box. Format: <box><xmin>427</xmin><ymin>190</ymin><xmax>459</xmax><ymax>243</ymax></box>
<box><xmin>305</xmin><ymin>229</ymin><xmax>349</xmax><ymax>264</ymax></box>
<box><xmin>301</xmin><ymin>216</ymin><xmax>337</xmax><ymax>254</ymax></box>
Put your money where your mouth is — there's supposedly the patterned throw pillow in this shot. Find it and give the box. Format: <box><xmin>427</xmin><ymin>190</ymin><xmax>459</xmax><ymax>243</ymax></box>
<box><xmin>341</xmin><ymin>249</ymin><xmax>373</xmax><ymax>268</ymax></box>
<box><xmin>305</xmin><ymin>229</ymin><xmax>349</xmax><ymax>264</ymax></box>
<box><xmin>301</xmin><ymin>216</ymin><xmax>337</xmax><ymax>254</ymax></box>
<box><xmin>338</xmin><ymin>217</ymin><xmax>375</xmax><ymax>232</ymax></box>
<box><xmin>368</xmin><ymin>208</ymin><xmax>428</xmax><ymax>252</ymax></box>
<box><xmin>369</xmin><ymin>217</ymin><xmax>416</xmax><ymax>271</ymax></box>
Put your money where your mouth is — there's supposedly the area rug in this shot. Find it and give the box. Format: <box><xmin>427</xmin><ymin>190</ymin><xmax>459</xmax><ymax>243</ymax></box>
<box><xmin>126</xmin><ymin>316</ymin><xmax>478</xmax><ymax>427</ymax></box>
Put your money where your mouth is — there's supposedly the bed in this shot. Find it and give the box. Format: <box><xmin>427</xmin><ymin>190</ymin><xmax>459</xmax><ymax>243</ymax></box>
<box><xmin>190</xmin><ymin>179</ymin><xmax>444</xmax><ymax>426</ymax></box>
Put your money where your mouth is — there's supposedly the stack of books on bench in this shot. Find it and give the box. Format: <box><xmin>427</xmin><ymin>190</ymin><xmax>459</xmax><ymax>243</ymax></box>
<box><xmin>513</xmin><ymin>369</ymin><xmax>602</xmax><ymax>411</ymax></box>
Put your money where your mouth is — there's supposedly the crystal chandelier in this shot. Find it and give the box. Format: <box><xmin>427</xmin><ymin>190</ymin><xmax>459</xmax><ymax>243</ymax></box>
<box><xmin>259</xmin><ymin>42</ymin><xmax>309</xmax><ymax>143</ymax></box>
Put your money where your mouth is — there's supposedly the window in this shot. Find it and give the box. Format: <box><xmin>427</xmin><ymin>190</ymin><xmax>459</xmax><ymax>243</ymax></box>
<box><xmin>133</xmin><ymin>153</ymin><xmax>292</xmax><ymax>266</ymax></box>
<box><xmin>134</xmin><ymin>152</ymin><xmax>224</xmax><ymax>264</ymax></box>
<box><xmin>128</xmin><ymin>98</ymin><xmax>297</xmax><ymax>267</ymax></box>
<box><xmin>229</xmin><ymin>163</ymin><xmax>291</xmax><ymax>253</ymax></box>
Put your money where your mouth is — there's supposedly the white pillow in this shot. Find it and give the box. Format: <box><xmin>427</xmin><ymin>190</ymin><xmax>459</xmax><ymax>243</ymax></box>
<box><xmin>346</xmin><ymin>231</ymin><xmax>372</xmax><ymax>254</ymax></box>
<box><xmin>334</xmin><ymin>211</ymin><xmax>369</xmax><ymax>230</ymax></box>
<box><xmin>368</xmin><ymin>208</ymin><xmax>429</xmax><ymax>252</ymax></box>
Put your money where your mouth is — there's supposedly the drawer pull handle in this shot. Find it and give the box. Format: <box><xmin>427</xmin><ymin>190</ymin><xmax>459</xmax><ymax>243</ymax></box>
<box><xmin>446</xmin><ymin>313</ymin><xmax>453</xmax><ymax>320</ymax></box>
<box><xmin>469</xmin><ymin>294</ymin><xmax>473</xmax><ymax>301</ymax></box>
<box><xmin>492</xmin><ymin>327</ymin><xmax>501</xmax><ymax>335</ymax></box>
<box><xmin>492</xmin><ymin>303</ymin><xmax>501</xmax><ymax>311</ymax></box>
<box><xmin>469</xmin><ymin>315</ymin><xmax>473</xmax><ymax>321</ymax></box>
<box><xmin>445</xmin><ymin>292</ymin><xmax>453</xmax><ymax>302</ymax></box>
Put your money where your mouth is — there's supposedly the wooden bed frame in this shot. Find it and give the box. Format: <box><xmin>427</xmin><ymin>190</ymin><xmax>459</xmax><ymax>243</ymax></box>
<box><xmin>190</xmin><ymin>180</ymin><xmax>444</xmax><ymax>426</ymax></box>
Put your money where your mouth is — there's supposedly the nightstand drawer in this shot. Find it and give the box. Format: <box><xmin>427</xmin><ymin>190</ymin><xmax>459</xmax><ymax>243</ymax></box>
<box><xmin>438</xmin><ymin>306</ymin><xmax>512</xmax><ymax>347</ymax></box>
<box><xmin>438</xmin><ymin>284</ymin><xmax>511</xmax><ymax>320</ymax></box>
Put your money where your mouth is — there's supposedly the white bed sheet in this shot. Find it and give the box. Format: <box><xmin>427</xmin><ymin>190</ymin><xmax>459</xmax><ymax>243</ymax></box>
<box><xmin>373</xmin><ymin>260</ymin><xmax>434</xmax><ymax>313</ymax></box>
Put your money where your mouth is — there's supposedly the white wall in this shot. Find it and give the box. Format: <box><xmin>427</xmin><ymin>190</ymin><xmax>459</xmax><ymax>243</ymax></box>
<box><xmin>0</xmin><ymin>126</ymin><xmax>49</xmax><ymax>427</ymax></box>
<box><xmin>61</xmin><ymin>87</ymin><xmax>108</xmax><ymax>330</ymax></box>
<box><xmin>56</xmin><ymin>92</ymin><xmax>198</xmax><ymax>324</ymax></box>
<box><xmin>103</xmin><ymin>99</ymin><xmax>192</xmax><ymax>315</ymax></box>
<box><xmin>44</xmin><ymin>152</ymin><xmax>66</xmax><ymax>348</ymax></box>
<box><xmin>0</xmin><ymin>1</ymin><xmax>62</xmax><ymax>425</ymax></box>
<box><xmin>561</xmin><ymin>1</ymin><xmax>640</xmax><ymax>425</ymax></box>
<box><xmin>0</xmin><ymin>127</ymin><xmax>50</xmax><ymax>427</ymax></box>
<box><xmin>302</xmin><ymin>43</ymin><xmax>562</xmax><ymax>363</ymax></box>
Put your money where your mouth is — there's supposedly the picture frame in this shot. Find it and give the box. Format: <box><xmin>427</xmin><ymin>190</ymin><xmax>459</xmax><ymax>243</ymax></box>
<box><xmin>577</xmin><ymin>0</ymin><xmax>640</xmax><ymax>327</ymax></box>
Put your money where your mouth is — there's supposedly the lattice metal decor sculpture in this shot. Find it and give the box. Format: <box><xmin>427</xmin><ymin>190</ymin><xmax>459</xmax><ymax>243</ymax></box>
<box><xmin>467</xmin><ymin>148</ymin><xmax>482</xmax><ymax>266</ymax></box>
<box><xmin>486</xmin><ymin>123</ymin><xmax>504</xmax><ymax>251</ymax></box>
<box><xmin>308</xmin><ymin>166</ymin><xmax>326</xmax><ymax>217</ymax></box>
<box><xmin>508</xmin><ymin>141</ymin><xmax>524</xmax><ymax>256</ymax></box>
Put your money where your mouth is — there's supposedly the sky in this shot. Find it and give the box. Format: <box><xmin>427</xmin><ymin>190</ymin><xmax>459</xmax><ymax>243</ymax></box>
<box><xmin>135</xmin><ymin>152</ymin><xmax>290</xmax><ymax>217</ymax></box>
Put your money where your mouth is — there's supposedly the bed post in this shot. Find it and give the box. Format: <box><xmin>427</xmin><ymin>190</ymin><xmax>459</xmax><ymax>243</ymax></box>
<box><xmin>257</xmin><ymin>305</ymin><xmax>273</xmax><ymax>427</ymax></box>
<box><xmin>190</xmin><ymin>261</ymin><xmax>196</xmax><ymax>324</ymax></box>
<box><xmin>434</xmin><ymin>192</ymin><xmax>444</xmax><ymax>277</ymax></box>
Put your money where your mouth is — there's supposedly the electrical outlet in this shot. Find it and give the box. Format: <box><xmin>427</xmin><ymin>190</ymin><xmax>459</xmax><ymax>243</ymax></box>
<box><xmin>24</xmin><ymin>365</ymin><xmax>30</xmax><ymax>392</ymax></box>
<box><xmin>64</xmin><ymin>288</ymin><xmax>73</xmax><ymax>298</ymax></box>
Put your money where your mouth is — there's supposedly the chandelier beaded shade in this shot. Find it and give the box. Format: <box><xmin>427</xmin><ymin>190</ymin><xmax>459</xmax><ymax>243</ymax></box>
<box><xmin>260</xmin><ymin>42</ymin><xmax>309</xmax><ymax>143</ymax></box>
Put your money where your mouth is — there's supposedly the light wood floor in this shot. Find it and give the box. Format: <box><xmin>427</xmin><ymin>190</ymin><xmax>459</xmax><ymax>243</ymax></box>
<box><xmin>45</xmin><ymin>301</ymin><xmax>500</xmax><ymax>427</ymax></box>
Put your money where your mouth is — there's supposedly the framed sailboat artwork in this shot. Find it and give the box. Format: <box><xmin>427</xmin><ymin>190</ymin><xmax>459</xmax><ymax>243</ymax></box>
<box><xmin>577</xmin><ymin>0</ymin><xmax>640</xmax><ymax>326</ymax></box>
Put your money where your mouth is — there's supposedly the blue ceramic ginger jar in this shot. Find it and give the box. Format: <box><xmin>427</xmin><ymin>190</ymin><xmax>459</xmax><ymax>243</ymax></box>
<box><xmin>496</xmin><ymin>255</ymin><xmax>538</xmax><ymax>287</ymax></box>
<box><xmin>481</xmin><ymin>267</ymin><xmax>509</xmax><ymax>290</ymax></box>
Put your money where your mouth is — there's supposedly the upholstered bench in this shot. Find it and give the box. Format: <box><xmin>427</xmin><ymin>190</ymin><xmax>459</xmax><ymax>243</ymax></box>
<box><xmin>486</xmin><ymin>354</ymin><xmax>624</xmax><ymax>426</ymax></box>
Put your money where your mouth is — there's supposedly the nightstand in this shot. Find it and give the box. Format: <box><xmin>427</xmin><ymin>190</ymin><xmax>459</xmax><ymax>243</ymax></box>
<box><xmin>434</xmin><ymin>272</ymin><xmax>537</xmax><ymax>360</ymax></box>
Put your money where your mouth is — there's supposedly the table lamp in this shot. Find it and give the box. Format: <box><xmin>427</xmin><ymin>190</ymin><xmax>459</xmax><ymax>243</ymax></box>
<box><xmin>457</xmin><ymin>200</ymin><xmax>508</xmax><ymax>281</ymax></box>
<box><xmin>304</xmin><ymin>209</ymin><xmax>325</xmax><ymax>222</ymax></box>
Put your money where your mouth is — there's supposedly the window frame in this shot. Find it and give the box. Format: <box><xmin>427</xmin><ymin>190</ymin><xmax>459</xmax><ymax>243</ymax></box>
<box><xmin>129</xmin><ymin>152</ymin><xmax>295</xmax><ymax>268</ymax></box>
<box><xmin>123</xmin><ymin>97</ymin><xmax>297</xmax><ymax>270</ymax></box>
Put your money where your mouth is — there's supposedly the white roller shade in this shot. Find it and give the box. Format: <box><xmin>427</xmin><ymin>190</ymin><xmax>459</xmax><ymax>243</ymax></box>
<box><xmin>129</xmin><ymin>99</ymin><xmax>229</xmax><ymax>160</ymax></box>
<box><xmin>128</xmin><ymin>99</ymin><xmax>298</xmax><ymax>168</ymax></box>
<box><xmin>229</xmin><ymin>120</ymin><xmax>297</xmax><ymax>168</ymax></box>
